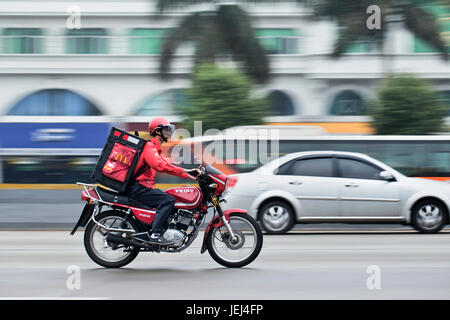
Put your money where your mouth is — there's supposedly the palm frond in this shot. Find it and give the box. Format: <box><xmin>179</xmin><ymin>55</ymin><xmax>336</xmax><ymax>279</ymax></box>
<box><xmin>193</xmin><ymin>14</ymin><xmax>221</xmax><ymax>65</ymax></box>
<box><xmin>159</xmin><ymin>12</ymin><xmax>203</xmax><ymax>79</ymax></box>
<box><xmin>156</xmin><ymin>0</ymin><xmax>214</xmax><ymax>12</ymax></box>
<box><xmin>217</xmin><ymin>4</ymin><xmax>270</xmax><ymax>83</ymax></box>
<box><xmin>332</xmin><ymin>10</ymin><xmax>385</xmax><ymax>58</ymax></box>
<box><xmin>157</xmin><ymin>0</ymin><xmax>296</xmax><ymax>12</ymax></box>
<box><xmin>415</xmin><ymin>0</ymin><xmax>450</xmax><ymax>7</ymax></box>
<box><xmin>296</xmin><ymin>0</ymin><xmax>372</xmax><ymax>19</ymax></box>
<box><xmin>403</xmin><ymin>6</ymin><xmax>449</xmax><ymax>61</ymax></box>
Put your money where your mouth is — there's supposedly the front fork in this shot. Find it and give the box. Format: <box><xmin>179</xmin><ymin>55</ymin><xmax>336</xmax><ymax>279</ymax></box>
<box><xmin>213</xmin><ymin>197</ymin><xmax>237</xmax><ymax>241</ymax></box>
<box><xmin>200</xmin><ymin>194</ymin><xmax>235</xmax><ymax>254</ymax></box>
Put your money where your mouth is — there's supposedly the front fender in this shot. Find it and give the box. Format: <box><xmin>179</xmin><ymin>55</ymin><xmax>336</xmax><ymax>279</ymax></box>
<box><xmin>200</xmin><ymin>209</ymin><xmax>247</xmax><ymax>254</ymax></box>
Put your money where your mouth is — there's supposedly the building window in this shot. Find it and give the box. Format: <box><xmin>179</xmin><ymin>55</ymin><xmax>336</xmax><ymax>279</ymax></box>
<box><xmin>7</xmin><ymin>89</ymin><xmax>102</xmax><ymax>116</ymax></box>
<box><xmin>3</xmin><ymin>28</ymin><xmax>43</xmax><ymax>54</ymax></box>
<box><xmin>129</xmin><ymin>29</ymin><xmax>167</xmax><ymax>54</ymax></box>
<box><xmin>414</xmin><ymin>4</ymin><xmax>450</xmax><ymax>53</ymax></box>
<box><xmin>66</xmin><ymin>28</ymin><xmax>107</xmax><ymax>54</ymax></box>
<box><xmin>268</xmin><ymin>90</ymin><xmax>295</xmax><ymax>116</ymax></box>
<box><xmin>254</xmin><ymin>29</ymin><xmax>298</xmax><ymax>54</ymax></box>
<box><xmin>345</xmin><ymin>36</ymin><xmax>382</xmax><ymax>53</ymax></box>
<box><xmin>135</xmin><ymin>89</ymin><xmax>188</xmax><ymax>116</ymax></box>
<box><xmin>330</xmin><ymin>90</ymin><xmax>367</xmax><ymax>116</ymax></box>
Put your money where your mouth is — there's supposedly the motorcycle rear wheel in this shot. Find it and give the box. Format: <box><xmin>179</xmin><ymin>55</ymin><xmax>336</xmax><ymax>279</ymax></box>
<box><xmin>84</xmin><ymin>210</ymin><xmax>140</xmax><ymax>268</ymax></box>
<box><xmin>206</xmin><ymin>213</ymin><xmax>263</xmax><ymax>268</ymax></box>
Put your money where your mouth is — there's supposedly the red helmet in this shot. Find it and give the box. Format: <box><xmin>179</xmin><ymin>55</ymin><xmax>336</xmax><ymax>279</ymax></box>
<box><xmin>148</xmin><ymin>117</ymin><xmax>175</xmax><ymax>139</ymax></box>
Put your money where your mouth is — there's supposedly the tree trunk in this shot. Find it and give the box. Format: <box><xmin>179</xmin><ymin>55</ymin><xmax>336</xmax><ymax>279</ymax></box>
<box><xmin>194</xmin><ymin>14</ymin><xmax>219</xmax><ymax>66</ymax></box>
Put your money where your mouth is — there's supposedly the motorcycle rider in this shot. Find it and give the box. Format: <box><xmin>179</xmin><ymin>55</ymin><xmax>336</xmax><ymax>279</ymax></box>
<box><xmin>127</xmin><ymin>117</ymin><xmax>200</xmax><ymax>245</ymax></box>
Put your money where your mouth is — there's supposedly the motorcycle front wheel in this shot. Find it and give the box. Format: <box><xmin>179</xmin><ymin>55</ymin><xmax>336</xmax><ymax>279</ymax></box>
<box><xmin>206</xmin><ymin>212</ymin><xmax>263</xmax><ymax>268</ymax></box>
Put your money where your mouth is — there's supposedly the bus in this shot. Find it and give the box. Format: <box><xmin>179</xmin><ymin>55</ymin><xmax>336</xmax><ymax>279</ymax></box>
<box><xmin>1</xmin><ymin>125</ymin><xmax>449</xmax><ymax>186</ymax></box>
<box><xmin>170</xmin><ymin>126</ymin><xmax>450</xmax><ymax>182</ymax></box>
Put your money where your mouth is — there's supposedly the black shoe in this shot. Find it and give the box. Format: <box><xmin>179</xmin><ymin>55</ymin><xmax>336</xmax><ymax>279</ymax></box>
<box><xmin>147</xmin><ymin>233</ymin><xmax>176</xmax><ymax>245</ymax></box>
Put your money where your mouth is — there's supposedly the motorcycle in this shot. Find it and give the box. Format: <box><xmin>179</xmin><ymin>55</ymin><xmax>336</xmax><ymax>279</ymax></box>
<box><xmin>71</xmin><ymin>164</ymin><xmax>263</xmax><ymax>268</ymax></box>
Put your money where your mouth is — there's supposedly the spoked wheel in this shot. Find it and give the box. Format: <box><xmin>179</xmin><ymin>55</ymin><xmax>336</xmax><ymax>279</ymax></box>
<box><xmin>84</xmin><ymin>210</ymin><xmax>140</xmax><ymax>268</ymax></box>
<box><xmin>206</xmin><ymin>213</ymin><xmax>263</xmax><ymax>268</ymax></box>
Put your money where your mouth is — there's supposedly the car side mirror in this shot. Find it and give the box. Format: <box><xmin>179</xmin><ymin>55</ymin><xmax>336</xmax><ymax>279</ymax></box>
<box><xmin>380</xmin><ymin>171</ymin><xmax>396</xmax><ymax>182</ymax></box>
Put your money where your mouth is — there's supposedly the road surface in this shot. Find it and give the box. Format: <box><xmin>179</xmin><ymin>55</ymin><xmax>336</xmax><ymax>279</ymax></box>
<box><xmin>0</xmin><ymin>230</ymin><xmax>449</xmax><ymax>299</ymax></box>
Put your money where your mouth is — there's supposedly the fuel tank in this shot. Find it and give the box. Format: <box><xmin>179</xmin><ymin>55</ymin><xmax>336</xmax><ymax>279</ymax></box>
<box><xmin>165</xmin><ymin>186</ymin><xmax>203</xmax><ymax>209</ymax></box>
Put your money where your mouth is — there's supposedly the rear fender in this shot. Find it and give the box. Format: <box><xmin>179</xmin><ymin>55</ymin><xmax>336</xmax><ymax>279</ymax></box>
<box><xmin>70</xmin><ymin>202</ymin><xmax>96</xmax><ymax>235</ymax></box>
<box><xmin>200</xmin><ymin>209</ymin><xmax>247</xmax><ymax>254</ymax></box>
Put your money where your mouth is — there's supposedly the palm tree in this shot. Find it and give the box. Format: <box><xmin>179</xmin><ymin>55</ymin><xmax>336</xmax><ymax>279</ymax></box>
<box><xmin>155</xmin><ymin>1</ymin><xmax>270</xmax><ymax>84</ymax></box>
<box><xmin>297</xmin><ymin>0</ymin><xmax>449</xmax><ymax>63</ymax></box>
<box><xmin>156</xmin><ymin>1</ymin><xmax>449</xmax><ymax>80</ymax></box>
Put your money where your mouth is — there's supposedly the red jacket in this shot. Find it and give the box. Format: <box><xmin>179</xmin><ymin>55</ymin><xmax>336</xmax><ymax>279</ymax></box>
<box><xmin>133</xmin><ymin>137</ymin><xmax>188</xmax><ymax>189</ymax></box>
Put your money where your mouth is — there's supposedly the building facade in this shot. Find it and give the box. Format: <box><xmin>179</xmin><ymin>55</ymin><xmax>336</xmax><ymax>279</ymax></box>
<box><xmin>0</xmin><ymin>0</ymin><xmax>449</xmax><ymax>134</ymax></box>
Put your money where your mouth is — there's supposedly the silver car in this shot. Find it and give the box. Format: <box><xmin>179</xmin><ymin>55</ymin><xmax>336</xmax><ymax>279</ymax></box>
<box><xmin>223</xmin><ymin>151</ymin><xmax>450</xmax><ymax>234</ymax></box>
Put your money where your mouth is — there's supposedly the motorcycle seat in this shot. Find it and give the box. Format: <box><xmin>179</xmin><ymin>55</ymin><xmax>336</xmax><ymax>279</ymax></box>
<box><xmin>95</xmin><ymin>186</ymin><xmax>155</xmax><ymax>211</ymax></box>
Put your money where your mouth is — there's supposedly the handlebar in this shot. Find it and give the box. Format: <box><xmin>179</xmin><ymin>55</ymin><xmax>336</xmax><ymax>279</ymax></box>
<box><xmin>187</xmin><ymin>169</ymin><xmax>200</xmax><ymax>177</ymax></box>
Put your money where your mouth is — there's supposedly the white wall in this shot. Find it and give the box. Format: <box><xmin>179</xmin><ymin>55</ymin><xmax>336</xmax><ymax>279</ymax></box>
<box><xmin>0</xmin><ymin>0</ymin><xmax>448</xmax><ymax>119</ymax></box>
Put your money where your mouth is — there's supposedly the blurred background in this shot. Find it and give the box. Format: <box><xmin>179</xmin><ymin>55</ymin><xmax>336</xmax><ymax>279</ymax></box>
<box><xmin>0</xmin><ymin>0</ymin><xmax>449</xmax><ymax>227</ymax></box>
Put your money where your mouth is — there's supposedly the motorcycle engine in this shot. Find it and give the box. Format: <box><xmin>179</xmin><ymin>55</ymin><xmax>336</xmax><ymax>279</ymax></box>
<box><xmin>174</xmin><ymin>209</ymin><xmax>194</xmax><ymax>231</ymax></box>
<box><xmin>162</xmin><ymin>229</ymin><xmax>185</xmax><ymax>246</ymax></box>
<box><xmin>164</xmin><ymin>209</ymin><xmax>195</xmax><ymax>247</ymax></box>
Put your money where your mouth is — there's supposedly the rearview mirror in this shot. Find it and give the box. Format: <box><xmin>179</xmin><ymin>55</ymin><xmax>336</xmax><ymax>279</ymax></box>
<box><xmin>380</xmin><ymin>171</ymin><xmax>395</xmax><ymax>182</ymax></box>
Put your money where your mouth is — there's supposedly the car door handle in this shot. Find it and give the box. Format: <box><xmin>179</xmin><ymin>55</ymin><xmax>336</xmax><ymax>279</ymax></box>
<box><xmin>344</xmin><ymin>183</ymin><xmax>359</xmax><ymax>188</ymax></box>
<box><xmin>289</xmin><ymin>181</ymin><xmax>303</xmax><ymax>185</ymax></box>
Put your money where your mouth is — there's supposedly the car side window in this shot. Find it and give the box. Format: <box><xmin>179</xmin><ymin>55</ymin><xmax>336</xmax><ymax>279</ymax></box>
<box><xmin>277</xmin><ymin>157</ymin><xmax>335</xmax><ymax>177</ymax></box>
<box><xmin>338</xmin><ymin>158</ymin><xmax>382</xmax><ymax>180</ymax></box>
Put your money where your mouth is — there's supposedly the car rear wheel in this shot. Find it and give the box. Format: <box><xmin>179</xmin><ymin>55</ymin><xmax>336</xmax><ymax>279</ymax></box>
<box><xmin>258</xmin><ymin>201</ymin><xmax>295</xmax><ymax>234</ymax></box>
<box><xmin>411</xmin><ymin>200</ymin><xmax>448</xmax><ymax>234</ymax></box>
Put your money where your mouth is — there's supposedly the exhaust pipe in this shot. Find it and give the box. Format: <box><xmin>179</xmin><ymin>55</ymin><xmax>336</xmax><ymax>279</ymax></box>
<box><xmin>106</xmin><ymin>233</ymin><xmax>154</xmax><ymax>250</ymax></box>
